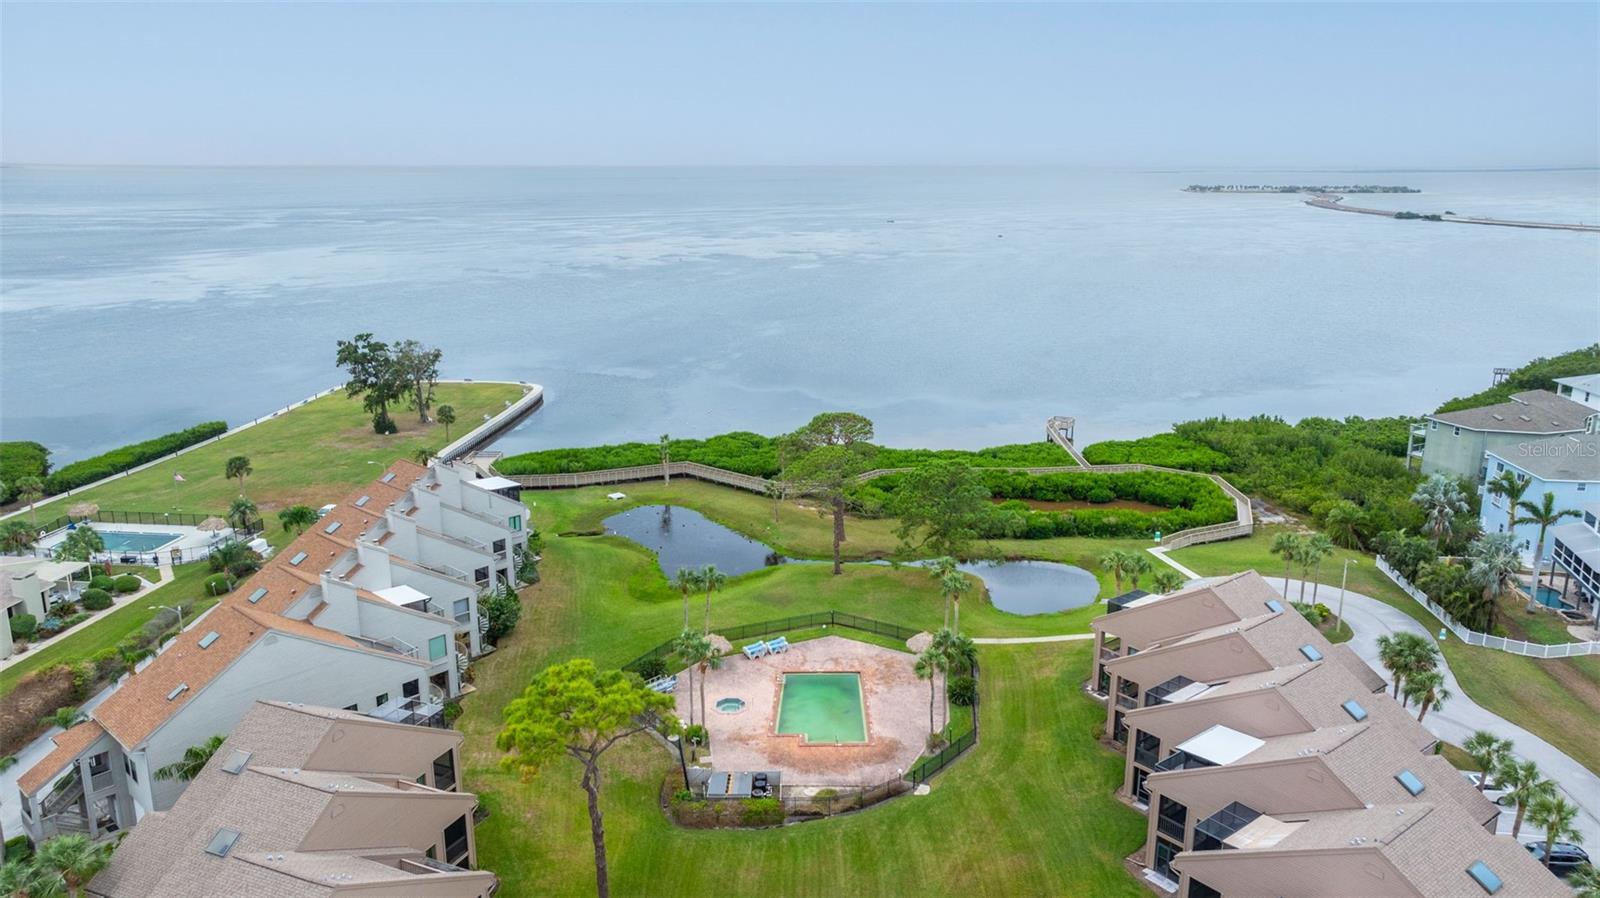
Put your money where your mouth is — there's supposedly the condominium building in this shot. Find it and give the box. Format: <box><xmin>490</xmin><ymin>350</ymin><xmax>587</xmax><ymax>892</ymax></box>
<box><xmin>1547</xmin><ymin>503</ymin><xmax>1600</xmax><ymax>626</ymax></box>
<box><xmin>1089</xmin><ymin>572</ymin><xmax>1566</xmax><ymax>897</ymax></box>
<box><xmin>1410</xmin><ymin>389</ymin><xmax>1596</xmax><ymax>483</ymax></box>
<box><xmin>1480</xmin><ymin>432</ymin><xmax>1598</xmax><ymax>566</ymax></box>
<box><xmin>16</xmin><ymin>459</ymin><xmax>531</xmax><ymax>845</ymax></box>
<box><xmin>85</xmin><ymin>700</ymin><xmax>496</xmax><ymax>897</ymax></box>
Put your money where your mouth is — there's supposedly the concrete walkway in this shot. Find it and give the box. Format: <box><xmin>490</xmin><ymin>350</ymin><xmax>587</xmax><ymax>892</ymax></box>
<box><xmin>0</xmin><ymin>565</ymin><xmax>173</xmax><ymax>673</ymax></box>
<box><xmin>1264</xmin><ymin>576</ymin><xmax>1600</xmax><ymax>850</ymax></box>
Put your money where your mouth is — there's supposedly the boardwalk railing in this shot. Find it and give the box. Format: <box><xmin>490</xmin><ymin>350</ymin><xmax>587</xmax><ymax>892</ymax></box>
<box><xmin>1376</xmin><ymin>556</ymin><xmax>1599</xmax><ymax>659</ymax></box>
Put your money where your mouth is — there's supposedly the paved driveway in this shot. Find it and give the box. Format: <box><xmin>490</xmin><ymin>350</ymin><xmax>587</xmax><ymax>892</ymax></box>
<box><xmin>1268</xmin><ymin>577</ymin><xmax>1600</xmax><ymax>850</ymax></box>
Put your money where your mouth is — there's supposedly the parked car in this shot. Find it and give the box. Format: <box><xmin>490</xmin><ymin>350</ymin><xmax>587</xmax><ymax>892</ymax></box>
<box><xmin>1461</xmin><ymin>770</ymin><xmax>1511</xmax><ymax>805</ymax></box>
<box><xmin>1524</xmin><ymin>841</ymin><xmax>1591</xmax><ymax>878</ymax></box>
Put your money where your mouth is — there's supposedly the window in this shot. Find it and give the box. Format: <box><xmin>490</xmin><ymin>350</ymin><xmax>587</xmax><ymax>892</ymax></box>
<box><xmin>1495</xmin><ymin>462</ymin><xmax>1504</xmax><ymax>472</ymax></box>
<box><xmin>124</xmin><ymin>755</ymin><xmax>139</xmax><ymax>783</ymax></box>
<box><xmin>381</xmin><ymin>472</ymin><xmax>397</xmax><ymax>483</ymax></box>
<box><xmin>342</xmin><ymin>704</ymin><xmax>358</xmax><ymax>712</ymax></box>
<box><xmin>1580</xmin><ymin>483</ymin><xmax>1588</xmax><ymax>492</ymax></box>
<box><xmin>444</xmin><ymin>813</ymin><xmax>470</xmax><ymax>865</ymax></box>
<box><xmin>429</xmin><ymin>634</ymin><xmax>449</xmax><ymax>661</ymax></box>
<box><xmin>248</xmin><ymin>587</ymin><xmax>268</xmax><ymax>604</ymax></box>
<box><xmin>355</xmin><ymin>495</ymin><xmax>371</xmax><ymax>507</ymax></box>
<box><xmin>1453</xmin><ymin>426</ymin><xmax>1461</xmax><ymax>436</ymax></box>
<box><xmin>1152</xmin><ymin>838</ymin><xmax>1181</xmax><ymax>880</ymax></box>
<box><xmin>205</xmin><ymin>828</ymin><xmax>242</xmax><ymax>857</ymax></box>
<box><xmin>1395</xmin><ymin>769</ymin><xmax>1425</xmax><ymax>796</ymax></box>
<box><xmin>325</xmin><ymin>521</ymin><xmax>342</xmax><ymax>534</ymax></box>
<box><xmin>220</xmin><ymin>750</ymin><xmax>252</xmax><ymax>774</ymax></box>
<box><xmin>508</xmin><ymin>514</ymin><xmax>522</xmax><ymax>532</ymax></box>
<box><xmin>288</xmin><ymin>551</ymin><xmax>308</xmax><ymax>566</ymax></box>
<box><xmin>375</xmin><ymin>693</ymin><xmax>390</xmax><ymax>706</ymax></box>
<box><xmin>1431</xmin><ymin>420</ymin><xmax>1438</xmax><ymax>430</ymax></box>
<box><xmin>1189</xmin><ymin>880</ymin><xmax>1222</xmax><ymax>898</ymax></box>
<box><xmin>198</xmin><ymin>631</ymin><xmax>220</xmax><ymax>649</ymax></box>
<box><xmin>167</xmin><ymin>683</ymin><xmax>189</xmax><ymax>701</ymax></box>
<box><xmin>1466</xmin><ymin>861</ymin><xmax>1502</xmax><ymax>894</ymax></box>
<box><xmin>1342</xmin><ymin>699</ymin><xmax>1368</xmax><ymax>721</ymax></box>
<box><xmin>1299</xmin><ymin>644</ymin><xmax>1323</xmax><ymax>661</ymax></box>
<box><xmin>453</xmin><ymin>598</ymin><xmax>471</xmax><ymax>621</ymax></box>
<box><xmin>88</xmin><ymin>752</ymin><xmax>110</xmax><ymax>777</ymax></box>
<box><xmin>1265</xmin><ymin>599</ymin><xmax>1284</xmax><ymax>613</ymax></box>
<box><xmin>1157</xmin><ymin>796</ymin><xmax>1187</xmax><ymax>841</ymax></box>
<box><xmin>474</xmin><ymin>566</ymin><xmax>490</xmax><ymax>584</ymax></box>
<box><xmin>493</xmin><ymin>538</ymin><xmax>506</xmax><ymax>554</ymax></box>
<box><xmin>403</xmin><ymin>679</ymin><xmax>421</xmax><ymax>698</ymax></box>
<box><xmin>433</xmin><ymin>749</ymin><xmax>457</xmax><ymax>792</ymax></box>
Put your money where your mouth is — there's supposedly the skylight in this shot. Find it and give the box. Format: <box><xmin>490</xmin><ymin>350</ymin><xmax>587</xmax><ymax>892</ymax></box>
<box><xmin>220</xmin><ymin>749</ymin><xmax>252</xmax><ymax>775</ymax></box>
<box><xmin>380</xmin><ymin>472</ymin><xmax>396</xmax><ymax>483</ymax></box>
<box><xmin>1299</xmin><ymin>644</ymin><xmax>1323</xmax><ymax>661</ymax></box>
<box><xmin>167</xmin><ymin>683</ymin><xmax>189</xmax><ymax>701</ymax></box>
<box><xmin>289</xmin><ymin>551</ymin><xmax>308</xmax><ymax>566</ymax></box>
<box><xmin>354</xmin><ymin>495</ymin><xmax>371</xmax><ymax>507</ymax></box>
<box><xmin>1466</xmin><ymin>861</ymin><xmax>1502</xmax><ymax>894</ymax></box>
<box><xmin>248</xmin><ymin>587</ymin><xmax>268</xmax><ymax>604</ymax></box>
<box><xmin>1395</xmin><ymin>769</ymin><xmax>1425</xmax><ymax>796</ymax></box>
<box><xmin>205</xmin><ymin>828</ymin><xmax>241</xmax><ymax>858</ymax></box>
<box><xmin>1265</xmin><ymin>600</ymin><xmax>1284</xmax><ymax>613</ymax></box>
<box><xmin>1341</xmin><ymin>700</ymin><xmax>1368</xmax><ymax>721</ymax></box>
<box><xmin>325</xmin><ymin>521</ymin><xmax>342</xmax><ymax>534</ymax></box>
<box><xmin>198</xmin><ymin>631</ymin><xmax>220</xmax><ymax>650</ymax></box>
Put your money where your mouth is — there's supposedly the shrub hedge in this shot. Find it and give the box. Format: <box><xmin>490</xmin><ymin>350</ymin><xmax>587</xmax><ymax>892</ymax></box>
<box><xmin>44</xmin><ymin>421</ymin><xmax>227</xmax><ymax>494</ymax></box>
<box><xmin>89</xmin><ymin>575</ymin><xmax>115</xmax><ymax>592</ymax></box>
<box><xmin>112</xmin><ymin>574</ymin><xmax>142</xmax><ymax>594</ymax></box>
<box><xmin>9</xmin><ymin>614</ymin><xmax>38</xmax><ymax>641</ymax></box>
<box><xmin>497</xmin><ymin>431</ymin><xmax>1073</xmax><ymax>479</ymax></box>
<box><xmin>81</xmin><ymin>589</ymin><xmax>113</xmax><ymax>611</ymax></box>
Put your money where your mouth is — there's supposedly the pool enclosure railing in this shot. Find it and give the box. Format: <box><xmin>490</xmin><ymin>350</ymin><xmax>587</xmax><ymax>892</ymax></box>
<box><xmin>622</xmin><ymin>611</ymin><xmax>923</xmax><ymax>674</ymax></box>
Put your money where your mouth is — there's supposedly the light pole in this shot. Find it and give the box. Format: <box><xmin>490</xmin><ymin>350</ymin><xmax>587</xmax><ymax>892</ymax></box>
<box><xmin>1336</xmin><ymin>558</ymin><xmax>1359</xmax><ymax>638</ymax></box>
<box><xmin>667</xmin><ymin>733</ymin><xmax>689</xmax><ymax>791</ymax></box>
<box><xmin>149</xmin><ymin>603</ymin><xmax>184</xmax><ymax>632</ymax></box>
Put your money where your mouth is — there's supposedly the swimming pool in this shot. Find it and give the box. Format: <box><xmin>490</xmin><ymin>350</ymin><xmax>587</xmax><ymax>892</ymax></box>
<box><xmin>776</xmin><ymin>672</ymin><xmax>866</xmax><ymax>744</ymax></box>
<box><xmin>96</xmin><ymin>530</ymin><xmax>182</xmax><ymax>553</ymax></box>
<box><xmin>1534</xmin><ymin>586</ymin><xmax>1573</xmax><ymax>610</ymax></box>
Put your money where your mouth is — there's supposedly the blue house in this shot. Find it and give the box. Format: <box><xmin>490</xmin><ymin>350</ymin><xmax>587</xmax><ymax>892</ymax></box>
<box><xmin>1548</xmin><ymin>503</ymin><xmax>1600</xmax><ymax>625</ymax></box>
<box><xmin>1479</xmin><ymin>431</ymin><xmax>1599</xmax><ymax>567</ymax></box>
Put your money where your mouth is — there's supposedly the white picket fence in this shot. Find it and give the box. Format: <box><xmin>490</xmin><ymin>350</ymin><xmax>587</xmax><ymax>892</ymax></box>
<box><xmin>1375</xmin><ymin>556</ymin><xmax>1600</xmax><ymax>659</ymax></box>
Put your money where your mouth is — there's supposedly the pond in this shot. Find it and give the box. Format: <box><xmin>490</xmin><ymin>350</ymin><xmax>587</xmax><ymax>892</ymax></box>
<box><xmin>603</xmin><ymin>505</ymin><xmax>784</xmax><ymax>578</ymax></box>
<box><xmin>603</xmin><ymin>504</ymin><xmax>1102</xmax><ymax>616</ymax></box>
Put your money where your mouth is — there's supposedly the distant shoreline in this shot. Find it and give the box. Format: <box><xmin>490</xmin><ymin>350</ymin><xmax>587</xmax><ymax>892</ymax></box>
<box><xmin>1183</xmin><ymin>184</ymin><xmax>1420</xmax><ymax>194</ymax></box>
<box><xmin>1305</xmin><ymin>193</ymin><xmax>1600</xmax><ymax>233</ymax></box>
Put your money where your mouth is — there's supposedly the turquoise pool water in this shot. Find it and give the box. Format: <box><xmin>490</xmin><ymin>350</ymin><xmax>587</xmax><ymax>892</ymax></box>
<box><xmin>776</xmin><ymin>673</ymin><xmax>866</xmax><ymax>744</ymax></box>
<box><xmin>1534</xmin><ymin>586</ymin><xmax>1572</xmax><ymax>609</ymax></box>
<box><xmin>96</xmin><ymin>530</ymin><xmax>181</xmax><ymax>553</ymax></box>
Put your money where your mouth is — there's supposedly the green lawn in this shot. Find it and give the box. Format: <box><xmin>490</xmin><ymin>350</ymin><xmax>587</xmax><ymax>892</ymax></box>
<box><xmin>42</xmin><ymin>382</ymin><xmax>523</xmax><ymax>548</ymax></box>
<box><xmin>460</xmin><ymin>514</ymin><xmax>1147</xmax><ymax>897</ymax></box>
<box><xmin>1172</xmin><ymin>526</ymin><xmax>1600</xmax><ymax>774</ymax></box>
<box><xmin>0</xmin><ymin>562</ymin><xmax>217</xmax><ymax>697</ymax></box>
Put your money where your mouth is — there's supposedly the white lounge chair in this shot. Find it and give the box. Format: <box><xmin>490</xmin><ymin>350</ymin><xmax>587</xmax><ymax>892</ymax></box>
<box><xmin>765</xmin><ymin>636</ymin><xmax>790</xmax><ymax>654</ymax></box>
<box><xmin>743</xmin><ymin>642</ymin><xmax>769</xmax><ymax>660</ymax></box>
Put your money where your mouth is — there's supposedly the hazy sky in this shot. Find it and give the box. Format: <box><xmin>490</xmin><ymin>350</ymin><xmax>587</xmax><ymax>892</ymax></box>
<box><xmin>3</xmin><ymin>2</ymin><xmax>1595</xmax><ymax>168</ymax></box>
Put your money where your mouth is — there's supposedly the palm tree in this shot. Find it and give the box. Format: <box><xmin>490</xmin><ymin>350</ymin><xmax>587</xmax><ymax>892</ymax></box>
<box><xmin>1515</xmin><ymin>491</ymin><xmax>1581</xmax><ymax>577</ymax></box>
<box><xmin>14</xmin><ymin>475</ymin><xmax>45</xmax><ymax>526</ymax></box>
<box><xmin>673</xmin><ymin>567</ymin><xmax>704</xmax><ymax>630</ymax></box>
<box><xmin>1303</xmin><ymin>533</ymin><xmax>1335</xmax><ymax>603</ymax></box>
<box><xmin>931</xmin><ymin>628</ymin><xmax>976</xmax><ymax>732</ymax></box>
<box><xmin>227</xmin><ymin>496</ymin><xmax>259</xmax><ymax>533</ymax></box>
<box><xmin>914</xmin><ymin>647</ymin><xmax>941</xmax><ymax>741</ymax></box>
<box><xmin>1403</xmin><ymin>669</ymin><xmax>1449</xmax><ymax>722</ymax></box>
<box><xmin>1528</xmin><ymin>794</ymin><xmax>1581</xmax><ymax>871</ymax></box>
<box><xmin>57</xmin><ymin>526</ymin><xmax>104</xmax><ymax>564</ymax></box>
<box><xmin>35</xmin><ymin>833</ymin><xmax>111</xmax><ymax>897</ymax></box>
<box><xmin>43</xmin><ymin>707</ymin><xmax>85</xmax><ymax>731</ymax></box>
<box><xmin>1461</xmin><ymin>730</ymin><xmax>1513</xmax><ymax>793</ymax></box>
<box><xmin>681</xmin><ymin>631</ymin><xmax>721</xmax><ymax>730</ymax></box>
<box><xmin>0</xmin><ymin>857</ymin><xmax>63</xmax><ymax>898</ymax></box>
<box><xmin>1496</xmin><ymin>758</ymin><xmax>1554</xmax><ymax>839</ymax></box>
<box><xmin>436</xmin><ymin>404</ymin><xmax>457</xmax><ymax>441</ymax></box>
<box><xmin>224</xmin><ymin>455</ymin><xmax>252</xmax><ymax>497</ymax></box>
<box><xmin>1412</xmin><ymin>474</ymin><xmax>1468</xmax><ymax>545</ymax></box>
<box><xmin>277</xmin><ymin>505</ymin><xmax>318</xmax><ymax>534</ymax></box>
<box><xmin>1321</xmin><ymin>501</ymin><xmax>1364</xmax><ymax>549</ymax></box>
<box><xmin>154</xmin><ymin>734</ymin><xmax>226</xmax><ymax>782</ymax></box>
<box><xmin>1568</xmin><ymin>862</ymin><xmax>1600</xmax><ymax>898</ymax></box>
<box><xmin>1151</xmin><ymin>568</ymin><xmax>1184</xmax><ymax>594</ymax></box>
<box><xmin>410</xmin><ymin>448</ymin><xmax>433</xmax><ymax>465</ymax></box>
<box><xmin>1467</xmin><ymin>532</ymin><xmax>1521</xmax><ymax>634</ymax></box>
<box><xmin>1098</xmin><ymin>550</ymin><xmax>1134</xmax><ymax>595</ymax></box>
<box><xmin>927</xmin><ymin>557</ymin><xmax>960</xmax><ymax>626</ymax></box>
<box><xmin>0</xmin><ymin>519</ymin><xmax>37</xmax><ymax>555</ymax></box>
<box><xmin>1126</xmin><ymin>553</ymin><xmax>1153</xmax><ymax>590</ymax></box>
<box><xmin>1486</xmin><ymin>469</ymin><xmax>1532</xmax><ymax>535</ymax></box>
<box><xmin>1375</xmin><ymin>632</ymin><xmax>1436</xmax><ymax>701</ymax></box>
<box><xmin>1269</xmin><ymin>532</ymin><xmax>1303</xmax><ymax>596</ymax></box>
<box><xmin>699</xmin><ymin>565</ymin><xmax>726</xmax><ymax>634</ymax></box>
<box><xmin>672</xmin><ymin>629</ymin><xmax>704</xmax><ymax>725</ymax></box>
<box><xmin>942</xmin><ymin>569</ymin><xmax>973</xmax><ymax>633</ymax></box>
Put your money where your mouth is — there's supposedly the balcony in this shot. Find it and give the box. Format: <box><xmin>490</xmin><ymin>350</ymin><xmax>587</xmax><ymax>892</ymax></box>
<box><xmin>418</xmin><ymin>525</ymin><xmax>490</xmax><ymax>555</ymax></box>
<box><xmin>446</xmin><ymin>836</ymin><xmax>471</xmax><ymax>867</ymax></box>
<box><xmin>368</xmin><ymin>691</ymin><xmax>447</xmax><ymax>729</ymax></box>
<box><xmin>1134</xmin><ymin>733</ymin><xmax>1162</xmax><ymax>770</ymax></box>
<box><xmin>1193</xmin><ymin>801</ymin><xmax>1261</xmax><ymax>852</ymax></box>
<box><xmin>1143</xmin><ymin>675</ymin><xmax>1199</xmax><ymax>706</ymax></box>
<box><xmin>1098</xmin><ymin>646</ymin><xmax>1119</xmax><ymax>661</ymax></box>
<box><xmin>351</xmin><ymin>634</ymin><xmax>421</xmax><ymax>659</ymax></box>
<box><xmin>1153</xmin><ymin>749</ymin><xmax>1217</xmax><ymax>774</ymax></box>
<box><xmin>1115</xmin><ymin>693</ymin><xmax>1137</xmax><ymax>710</ymax></box>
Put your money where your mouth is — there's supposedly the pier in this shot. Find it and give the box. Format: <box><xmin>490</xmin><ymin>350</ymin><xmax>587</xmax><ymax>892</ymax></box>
<box><xmin>1306</xmin><ymin>193</ymin><xmax>1600</xmax><ymax>233</ymax></box>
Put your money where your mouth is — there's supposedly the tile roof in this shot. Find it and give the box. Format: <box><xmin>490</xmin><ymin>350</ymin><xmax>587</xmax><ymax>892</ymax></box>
<box><xmin>1428</xmin><ymin>389</ymin><xmax>1594</xmax><ymax>434</ymax></box>
<box><xmin>18</xmin><ymin>720</ymin><xmax>107</xmax><ymax>794</ymax></box>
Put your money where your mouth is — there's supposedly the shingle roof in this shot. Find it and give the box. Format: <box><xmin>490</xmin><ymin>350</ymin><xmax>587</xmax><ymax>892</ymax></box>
<box><xmin>18</xmin><ymin>720</ymin><xmax>106</xmax><ymax>794</ymax></box>
<box><xmin>1488</xmin><ymin>432</ymin><xmax>1600</xmax><ymax>482</ymax></box>
<box><xmin>1428</xmin><ymin>390</ymin><xmax>1594</xmax><ymax>434</ymax></box>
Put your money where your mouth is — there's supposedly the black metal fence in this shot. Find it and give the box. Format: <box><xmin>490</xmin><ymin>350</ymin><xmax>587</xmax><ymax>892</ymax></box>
<box><xmin>908</xmin><ymin>661</ymin><xmax>980</xmax><ymax>786</ymax></box>
<box><xmin>623</xmin><ymin>610</ymin><xmax>922</xmax><ymax>674</ymax></box>
<box><xmin>30</xmin><ymin>509</ymin><xmax>263</xmax><ymax>536</ymax></box>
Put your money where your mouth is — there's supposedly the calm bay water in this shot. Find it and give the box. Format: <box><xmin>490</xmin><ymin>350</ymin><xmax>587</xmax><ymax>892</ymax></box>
<box><xmin>2</xmin><ymin>166</ymin><xmax>1596</xmax><ymax>463</ymax></box>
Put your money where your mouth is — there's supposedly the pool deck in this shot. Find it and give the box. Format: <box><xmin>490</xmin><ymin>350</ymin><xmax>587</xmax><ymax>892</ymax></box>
<box><xmin>676</xmin><ymin>635</ymin><xmax>929</xmax><ymax>788</ymax></box>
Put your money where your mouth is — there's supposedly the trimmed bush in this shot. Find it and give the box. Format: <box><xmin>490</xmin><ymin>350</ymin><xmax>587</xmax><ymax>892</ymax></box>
<box><xmin>204</xmin><ymin>574</ymin><xmax>233</xmax><ymax>596</ymax></box>
<box><xmin>635</xmin><ymin>656</ymin><xmax>669</xmax><ymax>681</ymax></box>
<box><xmin>89</xmin><ymin>575</ymin><xmax>115</xmax><ymax>592</ymax></box>
<box><xmin>44</xmin><ymin>421</ymin><xmax>227</xmax><ymax>494</ymax></box>
<box><xmin>739</xmin><ymin>797</ymin><xmax>784</xmax><ymax>826</ymax></box>
<box><xmin>112</xmin><ymin>575</ymin><xmax>142</xmax><ymax>594</ymax></box>
<box><xmin>80</xmin><ymin>588</ymin><xmax>113</xmax><ymax>611</ymax></box>
<box><xmin>9</xmin><ymin>614</ymin><xmax>38</xmax><ymax>641</ymax></box>
<box><xmin>947</xmin><ymin>675</ymin><xmax>978</xmax><ymax>707</ymax></box>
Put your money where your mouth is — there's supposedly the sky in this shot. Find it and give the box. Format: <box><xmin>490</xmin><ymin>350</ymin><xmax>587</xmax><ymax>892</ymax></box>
<box><xmin>2</xmin><ymin>2</ymin><xmax>1595</xmax><ymax>169</ymax></box>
